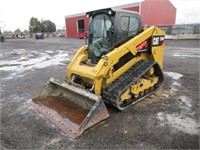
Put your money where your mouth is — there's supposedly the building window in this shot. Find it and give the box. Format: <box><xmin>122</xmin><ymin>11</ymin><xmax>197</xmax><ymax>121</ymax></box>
<box><xmin>77</xmin><ymin>19</ymin><xmax>85</xmax><ymax>33</ymax></box>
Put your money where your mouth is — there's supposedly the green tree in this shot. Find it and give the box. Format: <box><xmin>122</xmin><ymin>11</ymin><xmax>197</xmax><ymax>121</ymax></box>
<box><xmin>14</xmin><ymin>28</ymin><xmax>21</xmax><ymax>34</ymax></box>
<box><xmin>23</xmin><ymin>29</ymin><xmax>29</xmax><ymax>34</ymax></box>
<box><xmin>41</xmin><ymin>20</ymin><xmax>56</xmax><ymax>32</ymax></box>
<box><xmin>29</xmin><ymin>17</ymin><xmax>41</xmax><ymax>33</ymax></box>
<box><xmin>29</xmin><ymin>17</ymin><xmax>56</xmax><ymax>33</ymax></box>
<box><xmin>40</xmin><ymin>20</ymin><xmax>48</xmax><ymax>32</ymax></box>
<box><xmin>23</xmin><ymin>29</ymin><xmax>29</xmax><ymax>37</ymax></box>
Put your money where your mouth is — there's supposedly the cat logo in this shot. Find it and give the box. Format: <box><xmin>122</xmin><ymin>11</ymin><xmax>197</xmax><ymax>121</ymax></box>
<box><xmin>152</xmin><ymin>36</ymin><xmax>165</xmax><ymax>46</ymax></box>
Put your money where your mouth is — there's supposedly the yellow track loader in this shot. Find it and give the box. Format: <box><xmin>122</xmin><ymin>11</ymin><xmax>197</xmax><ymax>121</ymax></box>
<box><xmin>31</xmin><ymin>8</ymin><xmax>165</xmax><ymax>139</ymax></box>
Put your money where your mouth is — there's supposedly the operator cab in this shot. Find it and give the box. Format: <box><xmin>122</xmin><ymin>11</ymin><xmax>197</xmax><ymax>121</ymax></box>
<box><xmin>86</xmin><ymin>8</ymin><xmax>142</xmax><ymax>63</ymax></box>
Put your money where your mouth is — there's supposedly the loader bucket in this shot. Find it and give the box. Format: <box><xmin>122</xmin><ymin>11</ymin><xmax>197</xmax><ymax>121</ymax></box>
<box><xmin>31</xmin><ymin>78</ymin><xmax>109</xmax><ymax>139</ymax></box>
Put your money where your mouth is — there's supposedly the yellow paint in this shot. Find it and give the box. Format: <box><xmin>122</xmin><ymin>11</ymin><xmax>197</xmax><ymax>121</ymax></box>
<box><xmin>131</xmin><ymin>76</ymin><xmax>159</xmax><ymax>95</ymax></box>
<box><xmin>66</xmin><ymin>26</ymin><xmax>165</xmax><ymax>95</ymax></box>
<box><xmin>120</xmin><ymin>89</ymin><xmax>131</xmax><ymax>102</ymax></box>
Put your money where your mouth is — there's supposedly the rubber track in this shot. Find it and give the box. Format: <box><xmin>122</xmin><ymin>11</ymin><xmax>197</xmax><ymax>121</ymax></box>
<box><xmin>102</xmin><ymin>60</ymin><xmax>164</xmax><ymax>110</ymax></box>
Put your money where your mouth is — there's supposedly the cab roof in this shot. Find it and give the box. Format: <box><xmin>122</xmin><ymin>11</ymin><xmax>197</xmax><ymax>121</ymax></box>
<box><xmin>86</xmin><ymin>8</ymin><xmax>139</xmax><ymax>17</ymax></box>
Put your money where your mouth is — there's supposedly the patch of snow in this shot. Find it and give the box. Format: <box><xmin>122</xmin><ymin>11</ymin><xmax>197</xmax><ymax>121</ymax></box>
<box><xmin>13</xmin><ymin>49</ymin><xmax>26</xmax><ymax>54</ymax></box>
<box><xmin>167</xmin><ymin>47</ymin><xmax>200</xmax><ymax>51</ymax></box>
<box><xmin>0</xmin><ymin>50</ymin><xmax>71</xmax><ymax>79</ymax></box>
<box><xmin>44</xmin><ymin>50</ymin><xmax>54</xmax><ymax>54</ymax></box>
<box><xmin>160</xmin><ymin>86</ymin><xmax>178</xmax><ymax>98</ymax></box>
<box><xmin>47</xmin><ymin>138</ymin><xmax>60</xmax><ymax>145</ymax></box>
<box><xmin>177</xmin><ymin>95</ymin><xmax>195</xmax><ymax>117</ymax></box>
<box><xmin>157</xmin><ymin>95</ymin><xmax>198</xmax><ymax>135</ymax></box>
<box><xmin>172</xmin><ymin>81</ymin><xmax>181</xmax><ymax>86</ymax></box>
<box><xmin>173</xmin><ymin>54</ymin><xmax>200</xmax><ymax>58</ymax></box>
<box><xmin>157</xmin><ymin>112</ymin><xmax>165</xmax><ymax>124</ymax></box>
<box><xmin>178</xmin><ymin>95</ymin><xmax>192</xmax><ymax>108</ymax></box>
<box><xmin>17</xmin><ymin>101</ymin><xmax>33</xmax><ymax>112</ymax></box>
<box><xmin>164</xmin><ymin>71</ymin><xmax>183</xmax><ymax>80</ymax></box>
<box><xmin>0</xmin><ymin>60</ymin><xmax>8</xmax><ymax>65</ymax></box>
<box><xmin>166</xmin><ymin>114</ymin><xmax>198</xmax><ymax>135</ymax></box>
<box><xmin>171</xmin><ymin>86</ymin><xmax>178</xmax><ymax>92</ymax></box>
<box><xmin>157</xmin><ymin>112</ymin><xmax>199</xmax><ymax>135</ymax></box>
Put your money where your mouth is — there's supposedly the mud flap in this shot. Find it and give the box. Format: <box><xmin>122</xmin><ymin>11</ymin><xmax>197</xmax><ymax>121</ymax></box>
<box><xmin>31</xmin><ymin>78</ymin><xmax>109</xmax><ymax>139</ymax></box>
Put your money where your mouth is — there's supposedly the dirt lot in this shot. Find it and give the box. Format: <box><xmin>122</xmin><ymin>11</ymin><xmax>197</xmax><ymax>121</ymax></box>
<box><xmin>0</xmin><ymin>38</ymin><xmax>199</xmax><ymax>149</ymax></box>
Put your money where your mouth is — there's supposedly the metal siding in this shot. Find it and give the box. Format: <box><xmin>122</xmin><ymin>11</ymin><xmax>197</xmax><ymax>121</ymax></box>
<box><xmin>65</xmin><ymin>16</ymin><xmax>89</xmax><ymax>37</ymax></box>
<box><xmin>141</xmin><ymin>0</ymin><xmax>176</xmax><ymax>26</ymax></box>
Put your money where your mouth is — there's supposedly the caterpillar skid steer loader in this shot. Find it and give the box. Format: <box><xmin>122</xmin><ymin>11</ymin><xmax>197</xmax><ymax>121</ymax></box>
<box><xmin>31</xmin><ymin>8</ymin><xmax>165</xmax><ymax>139</ymax></box>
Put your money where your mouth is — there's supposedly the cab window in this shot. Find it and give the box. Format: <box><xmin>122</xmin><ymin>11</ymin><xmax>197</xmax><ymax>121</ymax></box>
<box><xmin>117</xmin><ymin>16</ymin><xmax>140</xmax><ymax>41</ymax></box>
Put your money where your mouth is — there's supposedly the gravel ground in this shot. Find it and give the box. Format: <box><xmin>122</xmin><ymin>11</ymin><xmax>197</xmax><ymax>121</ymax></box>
<box><xmin>0</xmin><ymin>38</ymin><xmax>199</xmax><ymax>149</ymax></box>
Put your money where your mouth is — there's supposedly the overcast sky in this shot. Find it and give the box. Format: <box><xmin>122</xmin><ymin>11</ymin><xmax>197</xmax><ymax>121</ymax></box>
<box><xmin>0</xmin><ymin>0</ymin><xmax>199</xmax><ymax>31</ymax></box>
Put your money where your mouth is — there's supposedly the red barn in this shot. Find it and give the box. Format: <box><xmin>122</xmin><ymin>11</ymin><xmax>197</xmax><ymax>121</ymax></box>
<box><xmin>65</xmin><ymin>0</ymin><xmax>176</xmax><ymax>38</ymax></box>
<box><xmin>140</xmin><ymin>0</ymin><xmax>176</xmax><ymax>26</ymax></box>
<box><xmin>65</xmin><ymin>13</ymin><xmax>89</xmax><ymax>38</ymax></box>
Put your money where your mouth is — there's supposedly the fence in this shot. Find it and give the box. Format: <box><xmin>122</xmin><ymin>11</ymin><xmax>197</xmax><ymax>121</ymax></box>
<box><xmin>156</xmin><ymin>24</ymin><xmax>200</xmax><ymax>40</ymax></box>
<box><xmin>158</xmin><ymin>24</ymin><xmax>200</xmax><ymax>35</ymax></box>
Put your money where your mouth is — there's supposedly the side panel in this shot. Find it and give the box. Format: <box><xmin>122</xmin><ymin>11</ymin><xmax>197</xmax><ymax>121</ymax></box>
<box><xmin>140</xmin><ymin>0</ymin><xmax>176</xmax><ymax>26</ymax></box>
<box><xmin>65</xmin><ymin>15</ymin><xmax>89</xmax><ymax>38</ymax></box>
<box><xmin>152</xmin><ymin>28</ymin><xmax>165</xmax><ymax>68</ymax></box>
